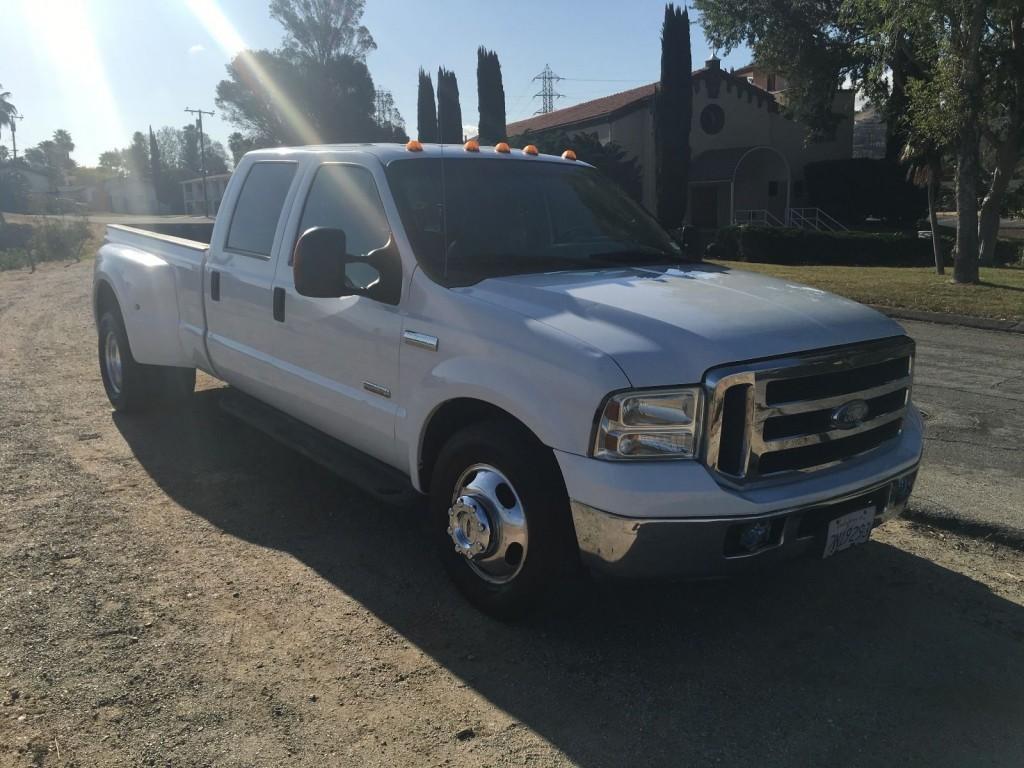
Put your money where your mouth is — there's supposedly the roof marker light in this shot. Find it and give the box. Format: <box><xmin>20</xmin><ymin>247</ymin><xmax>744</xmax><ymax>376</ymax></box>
<box><xmin>523</xmin><ymin>144</ymin><xmax>539</xmax><ymax>156</ymax></box>
<box><xmin>464</xmin><ymin>139</ymin><xmax>480</xmax><ymax>152</ymax></box>
<box><xmin>406</xmin><ymin>139</ymin><xmax>423</xmax><ymax>152</ymax></box>
<box><xmin>495</xmin><ymin>142</ymin><xmax>511</xmax><ymax>154</ymax></box>
<box><xmin>561</xmin><ymin>149</ymin><xmax>577</xmax><ymax>161</ymax></box>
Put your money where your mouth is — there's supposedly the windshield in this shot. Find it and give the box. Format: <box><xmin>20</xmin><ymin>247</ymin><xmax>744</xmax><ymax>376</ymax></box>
<box><xmin>385</xmin><ymin>158</ymin><xmax>684</xmax><ymax>285</ymax></box>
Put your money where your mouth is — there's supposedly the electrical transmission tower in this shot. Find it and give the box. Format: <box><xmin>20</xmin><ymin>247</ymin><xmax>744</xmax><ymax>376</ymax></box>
<box><xmin>532</xmin><ymin>65</ymin><xmax>564</xmax><ymax>114</ymax></box>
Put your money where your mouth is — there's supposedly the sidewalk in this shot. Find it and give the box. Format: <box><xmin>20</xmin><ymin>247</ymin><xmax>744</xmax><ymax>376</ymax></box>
<box><xmin>872</xmin><ymin>305</ymin><xmax>1024</xmax><ymax>334</ymax></box>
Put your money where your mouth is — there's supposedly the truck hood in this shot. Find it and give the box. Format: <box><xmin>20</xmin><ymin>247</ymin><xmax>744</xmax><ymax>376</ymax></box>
<box><xmin>461</xmin><ymin>263</ymin><xmax>906</xmax><ymax>387</ymax></box>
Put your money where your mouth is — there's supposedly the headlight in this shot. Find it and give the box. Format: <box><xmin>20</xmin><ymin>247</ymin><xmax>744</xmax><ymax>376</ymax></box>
<box><xmin>592</xmin><ymin>387</ymin><xmax>703</xmax><ymax>460</ymax></box>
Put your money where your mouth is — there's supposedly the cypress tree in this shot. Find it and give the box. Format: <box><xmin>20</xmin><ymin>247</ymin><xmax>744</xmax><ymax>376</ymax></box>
<box><xmin>148</xmin><ymin>126</ymin><xmax>162</xmax><ymax>205</ymax></box>
<box><xmin>476</xmin><ymin>47</ymin><xmax>507</xmax><ymax>144</ymax></box>
<box><xmin>436</xmin><ymin>67</ymin><xmax>463</xmax><ymax>144</ymax></box>
<box><xmin>416</xmin><ymin>68</ymin><xmax>438</xmax><ymax>143</ymax></box>
<box><xmin>655</xmin><ymin>4</ymin><xmax>693</xmax><ymax>229</ymax></box>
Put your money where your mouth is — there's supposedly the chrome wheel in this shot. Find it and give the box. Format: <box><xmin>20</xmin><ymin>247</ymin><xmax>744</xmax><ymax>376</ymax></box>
<box><xmin>104</xmin><ymin>330</ymin><xmax>123</xmax><ymax>396</ymax></box>
<box><xmin>447</xmin><ymin>463</ymin><xmax>528</xmax><ymax>584</ymax></box>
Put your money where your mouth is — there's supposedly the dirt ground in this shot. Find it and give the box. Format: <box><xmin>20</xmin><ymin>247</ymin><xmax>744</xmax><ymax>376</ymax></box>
<box><xmin>2</xmin><ymin>260</ymin><xmax>1024</xmax><ymax>767</ymax></box>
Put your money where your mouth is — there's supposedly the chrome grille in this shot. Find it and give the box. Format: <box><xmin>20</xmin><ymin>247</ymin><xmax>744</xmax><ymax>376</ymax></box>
<box><xmin>704</xmin><ymin>337</ymin><xmax>914</xmax><ymax>482</ymax></box>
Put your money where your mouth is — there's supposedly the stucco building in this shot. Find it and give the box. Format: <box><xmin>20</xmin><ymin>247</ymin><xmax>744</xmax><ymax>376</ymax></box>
<box><xmin>507</xmin><ymin>58</ymin><xmax>855</xmax><ymax>228</ymax></box>
<box><xmin>181</xmin><ymin>172</ymin><xmax>232</xmax><ymax>216</ymax></box>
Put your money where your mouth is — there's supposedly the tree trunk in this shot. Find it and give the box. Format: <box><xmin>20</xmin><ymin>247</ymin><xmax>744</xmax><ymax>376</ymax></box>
<box><xmin>952</xmin><ymin>0</ymin><xmax>986</xmax><ymax>284</ymax></box>
<box><xmin>978</xmin><ymin>131</ymin><xmax>1019</xmax><ymax>266</ymax></box>
<box><xmin>978</xmin><ymin>11</ymin><xmax>1023</xmax><ymax>267</ymax></box>
<box><xmin>927</xmin><ymin>159</ymin><xmax>944</xmax><ymax>275</ymax></box>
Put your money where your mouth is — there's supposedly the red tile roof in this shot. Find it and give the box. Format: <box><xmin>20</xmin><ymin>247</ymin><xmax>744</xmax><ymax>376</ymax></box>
<box><xmin>506</xmin><ymin>67</ymin><xmax>776</xmax><ymax>137</ymax></box>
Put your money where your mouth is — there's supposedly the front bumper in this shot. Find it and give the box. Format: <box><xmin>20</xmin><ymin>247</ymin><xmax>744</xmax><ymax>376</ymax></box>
<box><xmin>570</xmin><ymin>466</ymin><xmax>917</xmax><ymax>579</ymax></box>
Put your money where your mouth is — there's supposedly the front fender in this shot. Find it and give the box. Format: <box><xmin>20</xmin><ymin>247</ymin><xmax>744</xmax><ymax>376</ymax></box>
<box><xmin>94</xmin><ymin>244</ymin><xmax>185</xmax><ymax>367</ymax></box>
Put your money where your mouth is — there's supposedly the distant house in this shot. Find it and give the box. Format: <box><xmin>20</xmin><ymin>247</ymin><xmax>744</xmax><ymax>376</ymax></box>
<box><xmin>181</xmin><ymin>172</ymin><xmax>232</xmax><ymax>216</ymax></box>
<box><xmin>103</xmin><ymin>177</ymin><xmax>158</xmax><ymax>214</ymax></box>
<box><xmin>506</xmin><ymin>58</ymin><xmax>855</xmax><ymax>228</ymax></box>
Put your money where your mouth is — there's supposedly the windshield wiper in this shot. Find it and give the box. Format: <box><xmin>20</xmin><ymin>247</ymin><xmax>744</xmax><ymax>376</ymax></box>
<box><xmin>585</xmin><ymin>249</ymin><xmax>684</xmax><ymax>266</ymax></box>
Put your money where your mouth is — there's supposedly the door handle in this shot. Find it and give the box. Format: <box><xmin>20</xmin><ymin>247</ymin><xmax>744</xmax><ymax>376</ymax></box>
<box><xmin>273</xmin><ymin>287</ymin><xmax>286</xmax><ymax>322</ymax></box>
<box><xmin>210</xmin><ymin>270</ymin><xmax>220</xmax><ymax>301</ymax></box>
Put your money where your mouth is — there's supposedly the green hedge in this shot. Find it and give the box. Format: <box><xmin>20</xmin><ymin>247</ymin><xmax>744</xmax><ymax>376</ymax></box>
<box><xmin>713</xmin><ymin>225</ymin><xmax>1022</xmax><ymax>267</ymax></box>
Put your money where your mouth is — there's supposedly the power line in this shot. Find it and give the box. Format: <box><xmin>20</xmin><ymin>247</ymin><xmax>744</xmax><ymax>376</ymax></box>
<box><xmin>185</xmin><ymin>107</ymin><xmax>214</xmax><ymax>218</ymax></box>
<box><xmin>532</xmin><ymin>64</ymin><xmax>564</xmax><ymax>115</ymax></box>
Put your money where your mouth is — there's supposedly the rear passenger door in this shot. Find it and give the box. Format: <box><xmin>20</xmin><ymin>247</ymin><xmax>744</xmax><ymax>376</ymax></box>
<box><xmin>269</xmin><ymin>161</ymin><xmax>404</xmax><ymax>468</ymax></box>
<box><xmin>205</xmin><ymin>160</ymin><xmax>299</xmax><ymax>403</ymax></box>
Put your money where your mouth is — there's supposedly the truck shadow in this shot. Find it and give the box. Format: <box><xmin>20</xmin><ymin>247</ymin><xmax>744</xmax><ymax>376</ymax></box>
<box><xmin>113</xmin><ymin>389</ymin><xmax>1024</xmax><ymax>767</ymax></box>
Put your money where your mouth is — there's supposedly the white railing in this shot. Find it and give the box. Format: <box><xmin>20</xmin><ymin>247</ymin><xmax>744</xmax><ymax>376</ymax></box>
<box><xmin>734</xmin><ymin>209</ymin><xmax>786</xmax><ymax>227</ymax></box>
<box><xmin>788</xmin><ymin>207</ymin><xmax>848</xmax><ymax>232</ymax></box>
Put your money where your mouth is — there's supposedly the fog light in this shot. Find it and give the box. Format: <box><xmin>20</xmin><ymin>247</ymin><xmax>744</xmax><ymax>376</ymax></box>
<box><xmin>738</xmin><ymin>520</ymin><xmax>772</xmax><ymax>553</ymax></box>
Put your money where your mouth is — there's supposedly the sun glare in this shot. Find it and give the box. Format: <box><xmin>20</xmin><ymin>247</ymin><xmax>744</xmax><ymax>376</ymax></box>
<box><xmin>184</xmin><ymin>0</ymin><xmax>321</xmax><ymax>145</ymax></box>
<box><xmin>21</xmin><ymin>0</ymin><xmax>125</xmax><ymax>149</ymax></box>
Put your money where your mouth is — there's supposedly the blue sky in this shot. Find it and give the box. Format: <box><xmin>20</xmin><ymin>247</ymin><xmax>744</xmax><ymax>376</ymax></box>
<box><xmin>2</xmin><ymin>0</ymin><xmax>750</xmax><ymax>166</ymax></box>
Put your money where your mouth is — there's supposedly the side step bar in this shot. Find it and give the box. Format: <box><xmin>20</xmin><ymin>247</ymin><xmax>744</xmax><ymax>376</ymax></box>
<box><xmin>219</xmin><ymin>389</ymin><xmax>420</xmax><ymax>506</ymax></box>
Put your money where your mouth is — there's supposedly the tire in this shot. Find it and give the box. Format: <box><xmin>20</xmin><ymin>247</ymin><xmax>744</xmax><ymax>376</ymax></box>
<box><xmin>430</xmin><ymin>420</ymin><xmax>574</xmax><ymax>619</ymax></box>
<box><xmin>98</xmin><ymin>310</ymin><xmax>195</xmax><ymax>412</ymax></box>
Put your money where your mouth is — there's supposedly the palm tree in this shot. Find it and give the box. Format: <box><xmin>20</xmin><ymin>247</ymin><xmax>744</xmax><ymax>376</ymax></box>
<box><xmin>0</xmin><ymin>87</ymin><xmax>16</xmax><ymax>146</ymax></box>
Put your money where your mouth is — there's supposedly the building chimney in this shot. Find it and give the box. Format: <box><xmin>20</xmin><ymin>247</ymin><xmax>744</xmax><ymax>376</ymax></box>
<box><xmin>706</xmin><ymin>55</ymin><xmax>721</xmax><ymax>70</ymax></box>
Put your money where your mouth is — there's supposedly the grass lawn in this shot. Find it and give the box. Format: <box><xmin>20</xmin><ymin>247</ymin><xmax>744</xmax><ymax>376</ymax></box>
<box><xmin>710</xmin><ymin>261</ymin><xmax>1024</xmax><ymax>322</ymax></box>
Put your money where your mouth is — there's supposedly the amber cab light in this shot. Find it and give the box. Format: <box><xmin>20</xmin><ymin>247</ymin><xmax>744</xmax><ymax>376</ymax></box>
<box><xmin>464</xmin><ymin>139</ymin><xmax>480</xmax><ymax>152</ymax></box>
<box><xmin>406</xmin><ymin>139</ymin><xmax>423</xmax><ymax>152</ymax></box>
<box><xmin>523</xmin><ymin>144</ymin><xmax>539</xmax><ymax>156</ymax></box>
<box><xmin>561</xmin><ymin>149</ymin><xmax>577</xmax><ymax>161</ymax></box>
<box><xmin>495</xmin><ymin>142</ymin><xmax>511</xmax><ymax>153</ymax></box>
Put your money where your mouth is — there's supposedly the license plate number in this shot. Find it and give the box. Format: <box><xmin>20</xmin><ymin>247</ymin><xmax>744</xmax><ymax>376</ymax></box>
<box><xmin>822</xmin><ymin>507</ymin><xmax>875</xmax><ymax>558</ymax></box>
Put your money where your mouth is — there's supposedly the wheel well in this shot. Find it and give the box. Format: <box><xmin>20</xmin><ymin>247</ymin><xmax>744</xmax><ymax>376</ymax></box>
<box><xmin>418</xmin><ymin>398</ymin><xmax>537</xmax><ymax>492</ymax></box>
<box><xmin>94</xmin><ymin>280</ymin><xmax>120</xmax><ymax>324</ymax></box>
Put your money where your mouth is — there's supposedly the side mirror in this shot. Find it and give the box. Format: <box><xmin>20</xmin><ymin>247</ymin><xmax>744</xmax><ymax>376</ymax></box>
<box><xmin>294</xmin><ymin>227</ymin><xmax>351</xmax><ymax>298</ymax></box>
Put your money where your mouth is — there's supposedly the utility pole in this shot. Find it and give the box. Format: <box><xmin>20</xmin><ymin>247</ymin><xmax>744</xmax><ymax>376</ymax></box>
<box><xmin>185</xmin><ymin>107</ymin><xmax>214</xmax><ymax>217</ymax></box>
<box><xmin>532</xmin><ymin>65</ymin><xmax>564</xmax><ymax>115</ymax></box>
<box><xmin>10</xmin><ymin>111</ymin><xmax>23</xmax><ymax>160</ymax></box>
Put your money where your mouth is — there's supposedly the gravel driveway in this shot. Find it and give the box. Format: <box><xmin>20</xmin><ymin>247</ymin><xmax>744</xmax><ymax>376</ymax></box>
<box><xmin>2</xmin><ymin>261</ymin><xmax>1024</xmax><ymax>767</ymax></box>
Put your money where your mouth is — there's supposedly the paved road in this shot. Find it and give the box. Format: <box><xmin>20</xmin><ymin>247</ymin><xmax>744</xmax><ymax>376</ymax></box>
<box><xmin>904</xmin><ymin>319</ymin><xmax>1024</xmax><ymax>536</ymax></box>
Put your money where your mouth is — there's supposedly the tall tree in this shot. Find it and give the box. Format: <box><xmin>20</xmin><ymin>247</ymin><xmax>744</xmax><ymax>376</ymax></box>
<box><xmin>149</xmin><ymin>126</ymin><xmax>162</xmax><ymax>203</ymax></box>
<box><xmin>127</xmin><ymin>131</ymin><xmax>149</xmax><ymax>179</ymax></box>
<box><xmin>436</xmin><ymin>67</ymin><xmax>463</xmax><ymax>144</ymax></box>
<box><xmin>655</xmin><ymin>4</ymin><xmax>693</xmax><ymax>229</ymax></box>
<box><xmin>476</xmin><ymin>47</ymin><xmax>507</xmax><ymax>144</ymax></box>
<box><xmin>269</xmin><ymin>0</ymin><xmax>376</xmax><ymax>65</ymax></box>
<box><xmin>416</xmin><ymin>68</ymin><xmax>438</xmax><ymax>143</ymax></box>
<box><xmin>181</xmin><ymin>124</ymin><xmax>201</xmax><ymax>174</ymax></box>
<box><xmin>51</xmin><ymin>129</ymin><xmax>76</xmax><ymax>170</ymax></box>
<box><xmin>228</xmin><ymin>132</ymin><xmax>255</xmax><ymax>165</ymax></box>
<box><xmin>0</xmin><ymin>87</ymin><xmax>16</xmax><ymax>148</ymax></box>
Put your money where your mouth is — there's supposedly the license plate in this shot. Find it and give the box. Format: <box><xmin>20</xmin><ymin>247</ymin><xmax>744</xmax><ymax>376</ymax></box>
<box><xmin>822</xmin><ymin>507</ymin><xmax>875</xmax><ymax>558</ymax></box>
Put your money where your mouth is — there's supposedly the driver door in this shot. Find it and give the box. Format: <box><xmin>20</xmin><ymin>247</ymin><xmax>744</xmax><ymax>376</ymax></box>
<box><xmin>269</xmin><ymin>161</ymin><xmax>403</xmax><ymax>468</ymax></box>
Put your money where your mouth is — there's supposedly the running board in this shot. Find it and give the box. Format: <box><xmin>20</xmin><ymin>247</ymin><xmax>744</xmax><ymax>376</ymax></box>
<box><xmin>219</xmin><ymin>390</ymin><xmax>419</xmax><ymax>506</ymax></box>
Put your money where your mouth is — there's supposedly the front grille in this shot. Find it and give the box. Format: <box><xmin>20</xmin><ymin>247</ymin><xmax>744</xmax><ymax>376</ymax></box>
<box><xmin>704</xmin><ymin>337</ymin><xmax>914</xmax><ymax>483</ymax></box>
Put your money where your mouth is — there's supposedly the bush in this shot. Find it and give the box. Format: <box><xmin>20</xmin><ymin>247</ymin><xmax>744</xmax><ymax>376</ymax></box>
<box><xmin>0</xmin><ymin>217</ymin><xmax>94</xmax><ymax>271</ymax></box>
<box><xmin>712</xmin><ymin>225</ymin><xmax>1020</xmax><ymax>267</ymax></box>
<box><xmin>804</xmin><ymin>158</ymin><xmax>926</xmax><ymax>225</ymax></box>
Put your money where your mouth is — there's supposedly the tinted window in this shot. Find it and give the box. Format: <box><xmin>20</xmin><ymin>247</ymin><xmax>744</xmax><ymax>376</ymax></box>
<box><xmin>385</xmin><ymin>158</ymin><xmax>682</xmax><ymax>286</ymax></box>
<box><xmin>226</xmin><ymin>162</ymin><xmax>297</xmax><ymax>256</ymax></box>
<box><xmin>297</xmin><ymin>164</ymin><xmax>391</xmax><ymax>263</ymax></box>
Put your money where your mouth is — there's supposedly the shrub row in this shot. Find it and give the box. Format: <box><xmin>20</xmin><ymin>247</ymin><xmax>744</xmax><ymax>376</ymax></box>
<box><xmin>0</xmin><ymin>217</ymin><xmax>94</xmax><ymax>271</ymax></box>
<box><xmin>712</xmin><ymin>225</ymin><xmax>1022</xmax><ymax>267</ymax></box>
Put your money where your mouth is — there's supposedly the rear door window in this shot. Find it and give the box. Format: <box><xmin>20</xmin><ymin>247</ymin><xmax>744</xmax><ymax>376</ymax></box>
<box><xmin>226</xmin><ymin>161</ymin><xmax>298</xmax><ymax>257</ymax></box>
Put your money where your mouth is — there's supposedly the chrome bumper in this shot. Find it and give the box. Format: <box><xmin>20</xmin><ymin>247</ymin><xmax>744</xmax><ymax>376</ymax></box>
<box><xmin>570</xmin><ymin>467</ymin><xmax>918</xmax><ymax>579</ymax></box>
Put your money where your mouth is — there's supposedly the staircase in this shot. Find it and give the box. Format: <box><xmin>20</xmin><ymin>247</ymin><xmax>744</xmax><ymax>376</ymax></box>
<box><xmin>787</xmin><ymin>208</ymin><xmax>848</xmax><ymax>232</ymax></box>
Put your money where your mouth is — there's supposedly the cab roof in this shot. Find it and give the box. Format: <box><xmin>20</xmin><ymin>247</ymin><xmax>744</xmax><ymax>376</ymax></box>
<box><xmin>244</xmin><ymin>142</ymin><xmax>589</xmax><ymax>167</ymax></box>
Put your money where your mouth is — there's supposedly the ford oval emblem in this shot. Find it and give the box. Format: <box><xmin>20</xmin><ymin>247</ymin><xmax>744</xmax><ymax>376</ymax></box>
<box><xmin>831</xmin><ymin>399</ymin><xmax>870</xmax><ymax>430</ymax></box>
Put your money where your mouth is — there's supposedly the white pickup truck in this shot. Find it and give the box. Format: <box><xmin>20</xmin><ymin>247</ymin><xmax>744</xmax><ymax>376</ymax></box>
<box><xmin>94</xmin><ymin>142</ymin><xmax>922</xmax><ymax>616</ymax></box>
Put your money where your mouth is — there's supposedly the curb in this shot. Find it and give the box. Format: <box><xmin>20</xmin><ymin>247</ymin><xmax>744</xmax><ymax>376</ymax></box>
<box><xmin>869</xmin><ymin>305</ymin><xmax>1024</xmax><ymax>334</ymax></box>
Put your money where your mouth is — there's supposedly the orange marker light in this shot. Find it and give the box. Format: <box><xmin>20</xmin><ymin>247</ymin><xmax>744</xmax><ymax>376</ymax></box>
<box><xmin>561</xmin><ymin>149</ymin><xmax>577</xmax><ymax>161</ymax></box>
<box><xmin>495</xmin><ymin>142</ymin><xmax>511</xmax><ymax>154</ymax></box>
<box><xmin>523</xmin><ymin>144</ymin><xmax>539</xmax><ymax>156</ymax></box>
<box><xmin>464</xmin><ymin>139</ymin><xmax>480</xmax><ymax>152</ymax></box>
<box><xmin>406</xmin><ymin>139</ymin><xmax>423</xmax><ymax>152</ymax></box>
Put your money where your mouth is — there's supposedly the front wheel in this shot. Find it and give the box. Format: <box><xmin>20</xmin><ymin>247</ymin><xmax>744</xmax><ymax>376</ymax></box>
<box><xmin>430</xmin><ymin>421</ymin><xmax>574</xmax><ymax>619</ymax></box>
